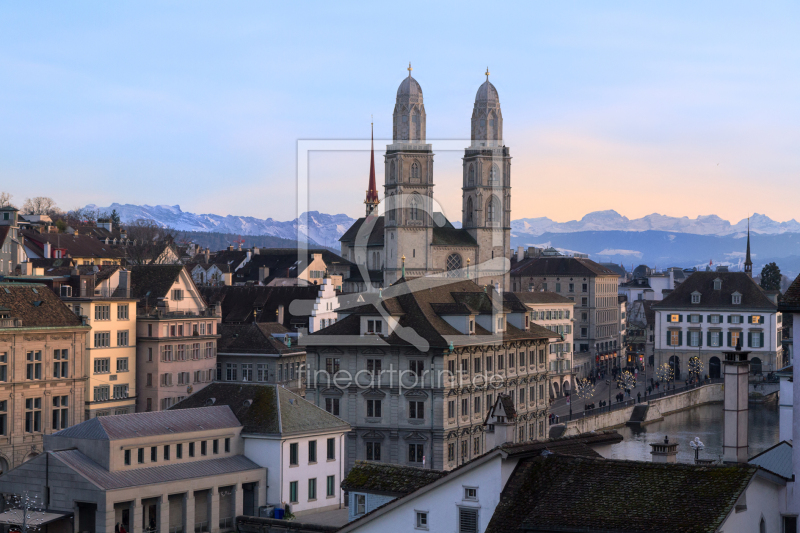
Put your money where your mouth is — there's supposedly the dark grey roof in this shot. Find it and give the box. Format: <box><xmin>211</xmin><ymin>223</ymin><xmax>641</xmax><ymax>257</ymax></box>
<box><xmin>653</xmin><ymin>271</ymin><xmax>777</xmax><ymax>310</ymax></box>
<box><xmin>780</xmin><ymin>273</ymin><xmax>800</xmax><ymax>312</ymax></box>
<box><xmin>339</xmin><ymin>216</ymin><xmax>385</xmax><ymax>247</ymax></box>
<box><xmin>171</xmin><ymin>383</ymin><xmax>350</xmax><ymax>436</ymax></box>
<box><xmin>598</xmin><ymin>263</ymin><xmax>627</xmax><ymax>277</ymax></box>
<box><xmin>430</xmin><ymin>226</ymin><xmax>477</xmax><ymax>247</ymax></box>
<box><xmin>52</xmin><ymin>449</ymin><xmax>261</xmax><ymax>490</ymax></box>
<box><xmin>341</xmin><ymin>461</ymin><xmax>448</xmax><ymax>496</ymax></box>
<box><xmin>0</xmin><ymin>282</ymin><xmax>85</xmax><ymax>329</ymax></box>
<box><xmin>749</xmin><ymin>441</ymin><xmax>793</xmax><ymax>479</ymax></box>
<box><xmin>511</xmin><ymin>257</ymin><xmax>619</xmax><ymax>278</ymax></box>
<box><xmin>53</xmin><ymin>406</ymin><xmax>240</xmax><ymax>440</ymax></box>
<box><xmin>512</xmin><ymin>291</ymin><xmax>576</xmax><ymax>305</ymax></box>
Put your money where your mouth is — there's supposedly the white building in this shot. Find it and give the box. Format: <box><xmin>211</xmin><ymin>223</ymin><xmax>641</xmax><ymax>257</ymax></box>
<box><xmin>652</xmin><ymin>271</ymin><xmax>780</xmax><ymax>379</ymax></box>
<box><xmin>309</xmin><ymin>278</ymin><xmax>339</xmax><ymax>333</ymax></box>
<box><xmin>172</xmin><ymin>382</ymin><xmax>350</xmax><ymax>517</ymax></box>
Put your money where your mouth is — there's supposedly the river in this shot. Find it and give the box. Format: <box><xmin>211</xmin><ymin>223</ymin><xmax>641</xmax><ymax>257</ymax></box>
<box><xmin>592</xmin><ymin>400</ymin><xmax>780</xmax><ymax>463</ymax></box>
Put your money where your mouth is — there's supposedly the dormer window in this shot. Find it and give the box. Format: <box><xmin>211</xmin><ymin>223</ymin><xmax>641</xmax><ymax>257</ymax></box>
<box><xmin>691</xmin><ymin>292</ymin><xmax>701</xmax><ymax>304</ymax></box>
<box><xmin>732</xmin><ymin>292</ymin><xmax>742</xmax><ymax>305</ymax></box>
<box><xmin>469</xmin><ymin>319</ymin><xmax>475</xmax><ymax>334</ymax></box>
<box><xmin>496</xmin><ymin>316</ymin><xmax>505</xmax><ymax>332</ymax></box>
<box><xmin>366</xmin><ymin>319</ymin><xmax>383</xmax><ymax>335</ymax></box>
<box><xmin>713</xmin><ymin>278</ymin><xmax>722</xmax><ymax>291</ymax></box>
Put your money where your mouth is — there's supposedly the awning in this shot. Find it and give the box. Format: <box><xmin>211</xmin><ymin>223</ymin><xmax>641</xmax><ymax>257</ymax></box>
<box><xmin>0</xmin><ymin>509</ymin><xmax>72</xmax><ymax>526</ymax></box>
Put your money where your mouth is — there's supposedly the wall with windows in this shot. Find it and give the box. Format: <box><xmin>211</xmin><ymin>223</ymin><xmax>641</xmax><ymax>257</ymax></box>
<box><xmin>527</xmin><ymin>301</ymin><xmax>576</xmax><ymax>395</ymax></box>
<box><xmin>72</xmin><ymin>299</ymin><xmax>138</xmax><ymax>418</ymax></box>
<box><xmin>215</xmin><ymin>352</ymin><xmax>306</xmax><ymax>396</ymax></box>
<box><xmin>243</xmin><ymin>432</ymin><xmax>346</xmax><ymax>516</ymax></box>
<box><xmin>654</xmin><ymin>309</ymin><xmax>781</xmax><ymax>379</ymax></box>
<box><xmin>0</xmin><ymin>327</ymin><xmax>87</xmax><ymax>470</ymax></box>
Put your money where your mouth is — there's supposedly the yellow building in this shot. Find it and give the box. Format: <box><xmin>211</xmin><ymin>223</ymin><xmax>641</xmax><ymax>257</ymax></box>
<box><xmin>63</xmin><ymin>269</ymin><xmax>138</xmax><ymax>418</ymax></box>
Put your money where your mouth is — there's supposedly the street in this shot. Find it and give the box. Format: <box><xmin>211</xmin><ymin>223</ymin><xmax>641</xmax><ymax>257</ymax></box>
<box><xmin>549</xmin><ymin>370</ymin><xmax>661</xmax><ymax>419</ymax></box>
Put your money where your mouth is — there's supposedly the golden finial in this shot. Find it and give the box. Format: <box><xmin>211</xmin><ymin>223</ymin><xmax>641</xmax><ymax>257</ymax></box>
<box><xmin>408</xmin><ymin>62</ymin><xmax>412</xmax><ymax>77</ymax></box>
<box><xmin>402</xmin><ymin>255</ymin><xmax>406</xmax><ymax>261</ymax></box>
<box><xmin>485</xmin><ymin>67</ymin><xmax>490</xmax><ymax>81</ymax></box>
<box><xmin>467</xmin><ymin>258</ymin><xmax>471</xmax><ymax>264</ymax></box>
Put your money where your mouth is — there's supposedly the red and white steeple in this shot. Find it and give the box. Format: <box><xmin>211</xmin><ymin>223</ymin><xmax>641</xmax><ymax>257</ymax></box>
<box><xmin>365</xmin><ymin>122</ymin><xmax>379</xmax><ymax>216</ymax></box>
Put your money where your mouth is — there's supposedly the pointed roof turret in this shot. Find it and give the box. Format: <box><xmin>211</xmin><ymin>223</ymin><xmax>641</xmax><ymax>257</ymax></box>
<box><xmin>365</xmin><ymin>122</ymin><xmax>379</xmax><ymax>216</ymax></box>
<box><xmin>744</xmin><ymin>217</ymin><xmax>753</xmax><ymax>277</ymax></box>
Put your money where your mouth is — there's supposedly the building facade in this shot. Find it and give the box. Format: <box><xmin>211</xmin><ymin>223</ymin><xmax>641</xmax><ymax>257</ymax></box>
<box><xmin>0</xmin><ymin>282</ymin><xmax>89</xmax><ymax>472</ymax></box>
<box><xmin>303</xmin><ymin>278</ymin><xmax>558</xmax><ymax>473</ymax></box>
<box><xmin>131</xmin><ymin>266</ymin><xmax>220</xmax><ymax>412</ymax></box>
<box><xmin>0</xmin><ymin>207</ymin><xmax>26</xmax><ymax>276</ymax></box>
<box><xmin>510</xmin><ymin>257</ymin><xmax>622</xmax><ymax>377</ymax></box>
<box><xmin>652</xmin><ymin>272</ymin><xmax>780</xmax><ymax>379</ymax></box>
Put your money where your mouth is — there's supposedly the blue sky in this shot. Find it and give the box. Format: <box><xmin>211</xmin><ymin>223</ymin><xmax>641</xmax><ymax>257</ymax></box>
<box><xmin>0</xmin><ymin>2</ymin><xmax>798</xmax><ymax>222</ymax></box>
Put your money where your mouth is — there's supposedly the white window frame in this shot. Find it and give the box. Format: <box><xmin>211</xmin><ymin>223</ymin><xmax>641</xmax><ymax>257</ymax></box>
<box><xmin>415</xmin><ymin>510</ymin><xmax>429</xmax><ymax>530</ymax></box>
<box><xmin>463</xmin><ymin>486</ymin><xmax>478</xmax><ymax>501</ymax></box>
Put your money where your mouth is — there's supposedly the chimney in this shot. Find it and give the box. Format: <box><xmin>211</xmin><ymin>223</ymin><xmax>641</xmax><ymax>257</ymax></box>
<box><xmin>228</xmin><ymin>245</ymin><xmax>234</xmax><ymax>251</ymax></box>
<box><xmin>259</xmin><ymin>266</ymin><xmax>270</xmax><ymax>284</ymax></box>
<box><xmin>43</xmin><ymin>242</ymin><xmax>52</xmax><ymax>258</ymax></box>
<box><xmin>722</xmin><ymin>343</ymin><xmax>751</xmax><ymax>463</ymax></box>
<box><xmin>277</xmin><ymin>304</ymin><xmax>285</xmax><ymax>324</ymax></box>
<box><xmin>649</xmin><ymin>436</ymin><xmax>679</xmax><ymax>463</ymax></box>
<box><xmin>252</xmin><ymin>247</ymin><xmax>260</xmax><ymax>255</ymax></box>
<box><xmin>20</xmin><ymin>262</ymin><xmax>31</xmax><ymax>276</ymax></box>
<box><xmin>516</xmin><ymin>246</ymin><xmax>524</xmax><ymax>262</ymax></box>
<box><xmin>204</xmin><ymin>248</ymin><xmax>210</xmax><ymax>263</ymax></box>
<box><xmin>118</xmin><ymin>269</ymin><xmax>131</xmax><ymax>298</ymax></box>
<box><xmin>222</xmin><ymin>271</ymin><xmax>233</xmax><ymax>286</ymax></box>
<box><xmin>246</xmin><ymin>250</ymin><xmax>252</xmax><ymax>261</ymax></box>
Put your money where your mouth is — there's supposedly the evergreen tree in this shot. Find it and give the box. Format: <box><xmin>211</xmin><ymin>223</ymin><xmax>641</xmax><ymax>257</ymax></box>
<box><xmin>760</xmin><ymin>262</ymin><xmax>781</xmax><ymax>291</ymax></box>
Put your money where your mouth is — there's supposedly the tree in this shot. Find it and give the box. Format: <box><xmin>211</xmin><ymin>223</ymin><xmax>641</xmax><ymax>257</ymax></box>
<box><xmin>123</xmin><ymin>220</ymin><xmax>181</xmax><ymax>265</ymax></box>
<box><xmin>22</xmin><ymin>197</ymin><xmax>57</xmax><ymax>215</ymax></box>
<box><xmin>0</xmin><ymin>192</ymin><xmax>14</xmax><ymax>208</ymax></box>
<box><xmin>760</xmin><ymin>262</ymin><xmax>781</xmax><ymax>291</ymax></box>
<box><xmin>110</xmin><ymin>209</ymin><xmax>121</xmax><ymax>226</ymax></box>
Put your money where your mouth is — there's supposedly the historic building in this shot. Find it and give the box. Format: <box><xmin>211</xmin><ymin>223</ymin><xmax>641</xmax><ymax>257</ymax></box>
<box><xmin>304</xmin><ymin>277</ymin><xmax>558</xmax><ymax>473</ymax></box>
<box><xmin>340</xmin><ymin>67</ymin><xmax>512</xmax><ymax>291</ymax></box>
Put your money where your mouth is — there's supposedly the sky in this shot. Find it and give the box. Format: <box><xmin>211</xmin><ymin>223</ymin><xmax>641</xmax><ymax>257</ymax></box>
<box><xmin>0</xmin><ymin>2</ymin><xmax>798</xmax><ymax>223</ymax></box>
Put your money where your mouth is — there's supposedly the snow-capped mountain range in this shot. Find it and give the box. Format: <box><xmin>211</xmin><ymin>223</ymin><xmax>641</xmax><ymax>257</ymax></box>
<box><xmin>87</xmin><ymin>204</ymin><xmax>800</xmax><ymax>244</ymax></box>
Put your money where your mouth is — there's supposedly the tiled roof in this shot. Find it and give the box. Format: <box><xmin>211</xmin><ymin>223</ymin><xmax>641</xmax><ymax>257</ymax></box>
<box><xmin>52</xmin><ymin>449</ymin><xmax>261</xmax><ymax>490</ymax></box>
<box><xmin>312</xmin><ymin>278</ymin><xmax>560</xmax><ymax>350</ymax></box>
<box><xmin>780</xmin><ymin>274</ymin><xmax>800</xmax><ymax>312</ymax></box>
<box><xmin>339</xmin><ymin>217</ymin><xmax>385</xmax><ymax>246</ymax></box>
<box><xmin>653</xmin><ymin>272</ymin><xmax>776</xmax><ymax>310</ymax></box>
<box><xmin>430</xmin><ymin>226</ymin><xmax>477</xmax><ymax>247</ymax></box>
<box><xmin>171</xmin><ymin>383</ymin><xmax>350</xmax><ymax>436</ymax></box>
<box><xmin>341</xmin><ymin>461</ymin><xmax>448</xmax><ymax>496</ymax></box>
<box><xmin>52</xmin><ymin>406</ymin><xmax>240</xmax><ymax>440</ymax></box>
<box><xmin>512</xmin><ymin>291</ymin><xmax>576</xmax><ymax>305</ymax></box>
<box><xmin>0</xmin><ymin>226</ymin><xmax>11</xmax><ymax>248</ymax></box>
<box><xmin>129</xmin><ymin>264</ymin><xmax>186</xmax><ymax>304</ymax></box>
<box><xmin>0</xmin><ymin>283</ymin><xmax>83</xmax><ymax>328</ymax></box>
<box><xmin>599</xmin><ymin>263</ymin><xmax>627</xmax><ymax>277</ymax></box>
<box><xmin>199</xmin><ymin>285</ymin><xmax>319</xmax><ymax>326</ymax></box>
<box><xmin>21</xmin><ymin>230</ymin><xmax>125</xmax><ymax>260</ymax></box>
<box><xmin>511</xmin><ymin>257</ymin><xmax>619</xmax><ymax>278</ymax></box>
<box><xmin>486</xmin><ymin>455</ymin><xmax>757</xmax><ymax>533</ymax></box>
<box><xmin>218</xmin><ymin>323</ymin><xmax>299</xmax><ymax>355</ymax></box>
<box><xmin>748</xmin><ymin>441</ymin><xmax>793</xmax><ymax>479</ymax></box>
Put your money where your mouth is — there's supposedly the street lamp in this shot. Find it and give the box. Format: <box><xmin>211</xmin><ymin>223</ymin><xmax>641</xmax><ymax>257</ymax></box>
<box><xmin>689</xmin><ymin>437</ymin><xmax>705</xmax><ymax>464</ymax></box>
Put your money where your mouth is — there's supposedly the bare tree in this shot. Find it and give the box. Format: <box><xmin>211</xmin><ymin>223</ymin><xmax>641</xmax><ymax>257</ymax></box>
<box><xmin>0</xmin><ymin>192</ymin><xmax>14</xmax><ymax>208</ymax></box>
<box><xmin>123</xmin><ymin>220</ymin><xmax>181</xmax><ymax>265</ymax></box>
<box><xmin>22</xmin><ymin>197</ymin><xmax>57</xmax><ymax>215</ymax></box>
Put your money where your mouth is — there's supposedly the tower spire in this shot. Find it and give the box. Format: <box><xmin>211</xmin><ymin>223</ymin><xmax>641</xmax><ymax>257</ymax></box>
<box><xmin>744</xmin><ymin>216</ymin><xmax>753</xmax><ymax>277</ymax></box>
<box><xmin>407</xmin><ymin>62</ymin><xmax>412</xmax><ymax>77</ymax></box>
<box><xmin>365</xmin><ymin>121</ymin><xmax>379</xmax><ymax>216</ymax></box>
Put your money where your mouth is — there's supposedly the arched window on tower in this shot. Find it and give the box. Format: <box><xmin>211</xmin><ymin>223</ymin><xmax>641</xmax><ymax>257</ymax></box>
<box><xmin>410</xmin><ymin>196</ymin><xmax>419</xmax><ymax>221</ymax></box>
<box><xmin>387</xmin><ymin>193</ymin><xmax>396</xmax><ymax>222</ymax></box>
<box><xmin>467</xmin><ymin>197</ymin><xmax>474</xmax><ymax>225</ymax></box>
<box><xmin>489</xmin><ymin>164</ymin><xmax>500</xmax><ymax>184</ymax></box>
<box><xmin>413</xmin><ymin>112</ymin><xmax>421</xmax><ymax>141</ymax></box>
<box><xmin>446</xmin><ymin>254</ymin><xmax>463</xmax><ymax>278</ymax></box>
<box><xmin>468</xmin><ymin>165</ymin><xmax>475</xmax><ymax>187</ymax></box>
<box><xmin>411</xmin><ymin>161</ymin><xmax>420</xmax><ymax>180</ymax></box>
<box><xmin>486</xmin><ymin>196</ymin><xmax>499</xmax><ymax>223</ymax></box>
<box><xmin>389</xmin><ymin>162</ymin><xmax>396</xmax><ymax>183</ymax></box>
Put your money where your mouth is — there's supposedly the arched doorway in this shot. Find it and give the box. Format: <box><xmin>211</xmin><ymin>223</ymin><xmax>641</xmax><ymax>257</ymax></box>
<box><xmin>553</xmin><ymin>382</ymin><xmax>560</xmax><ymax>398</ymax></box>
<box><xmin>669</xmin><ymin>355</ymin><xmax>681</xmax><ymax>381</ymax></box>
<box><xmin>709</xmin><ymin>357</ymin><xmax>721</xmax><ymax>379</ymax></box>
<box><xmin>751</xmin><ymin>357</ymin><xmax>763</xmax><ymax>375</ymax></box>
<box><xmin>0</xmin><ymin>457</ymin><xmax>7</xmax><ymax>475</ymax></box>
<box><xmin>562</xmin><ymin>380</ymin><xmax>571</xmax><ymax>396</ymax></box>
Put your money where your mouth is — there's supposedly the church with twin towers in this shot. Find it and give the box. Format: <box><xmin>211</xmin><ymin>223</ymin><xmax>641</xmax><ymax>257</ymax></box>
<box><xmin>340</xmin><ymin>66</ymin><xmax>513</xmax><ymax>290</ymax></box>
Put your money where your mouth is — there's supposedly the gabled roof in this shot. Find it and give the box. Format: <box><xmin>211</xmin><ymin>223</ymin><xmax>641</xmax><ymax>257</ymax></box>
<box><xmin>486</xmin><ymin>455</ymin><xmax>758</xmax><ymax>533</ymax></box>
<box><xmin>170</xmin><ymin>383</ymin><xmax>350</xmax><ymax>436</ymax></box>
<box><xmin>129</xmin><ymin>264</ymin><xmax>187</xmax><ymax>304</ymax></box>
<box><xmin>0</xmin><ymin>282</ymin><xmax>83</xmax><ymax>328</ymax></box>
<box><xmin>653</xmin><ymin>271</ymin><xmax>776</xmax><ymax>310</ymax></box>
<box><xmin>199</xmin><ymin>284</ymin><xmax>319</xmax><ymax>326</ymax></box>
<box><xmin>21</xmin><ymin>230</ymin><xmax>125</xmax><ymax>260</ymax></box>
<box><xmin>780</xmin><ymin>273</ymin><xmax>800</xmax><ymax>312</ymax></box>
<box><xmin>511</xmin><ymin>257</ymin><xmax>619</xmax><ymax>278</ymax></box>
<box><xmin>218</xmin><ymin>323</ymin><xmax>301</xmax><ymax>355</ymax></box>
<box><xmin>748</xmin><ymin>440</ymin><xmax>793</xmax><ymax>479</ymax></box>
<box><xmin>52</xmin><ymin>406</ymin><xmax>240</xmax><ymax>440</ymax></box>
<box><xmin>50</xmin><ymin>449</ymin><xmax>260</xmax><ymax>490</ymax></box>
<box><xmin>341</xmin><ymin>461</ymin><xmax>448</xmax><ymax>497</ymax></box>
<box><xmin>430</xmin><ymin>226</ymin><xmax>477</xmax><ymax>247</ymax></box>
<box><xmin>339</xmin><ymin>216</ymin><xmax>385</xmax><ymax>247</ymax></box>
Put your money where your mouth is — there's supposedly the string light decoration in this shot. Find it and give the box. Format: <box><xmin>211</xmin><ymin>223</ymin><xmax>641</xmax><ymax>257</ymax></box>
<box><xmin>656</xmin><ymin>363</ymin><xmax>674</xmax><ymax>384</ymax></box>
<box><xmin>7</xmin><ymin>492</ymin><xmax>46</xmax><ymax>533</ymax></box>
<box><xmin>688</xmin><ymin>356</ymin><xmax>704</xmax><ymax>381</ymax></box>
<box><xmin>617</xmin><ymin>370</ymin><xmax>636</xmax><ymax>391</ymax></box>
<box><xmin>574</xmin><ymin>377</ymin><xmax>596</xmax><ymax>402</ymax></box>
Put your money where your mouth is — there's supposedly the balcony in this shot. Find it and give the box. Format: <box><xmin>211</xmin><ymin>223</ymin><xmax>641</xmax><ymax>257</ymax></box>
<box><xmin>137</xmin><ymin>308</ymin><xmax>218</xmax><ymax>319</ymax></box>
<box><xmin>0</xmin><ymin>318</ymin><xmax>22</xmax><ymax>328</ymax></box>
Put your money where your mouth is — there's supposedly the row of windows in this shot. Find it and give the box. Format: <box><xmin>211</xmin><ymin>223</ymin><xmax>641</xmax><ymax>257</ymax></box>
<box><xmin>0</xmin><ymin>350</ymin><xmax>72</xmax><ymax>382</ymax></box>
<box><xmin>93</xmin><ymin>384</ymin><xmax>129</xmax><ymax>402</ymax></box>
<box><xmin>123</xmin><ymin>438</ymin><xmax>231</xmax><ymax>465</ymax></box>
<box><xmin>94</xmin><ymin>304</ymin><xmax>129</xmax><ymax>321</ymax></box>
<box><xmin>531</xmin><ymin>309</ymin><xmax>572</xmax><ymax>320</ymax></box>
<box><xmin>287</xmin><ymin>475</ymin><xmax>336</xmax><ymax>504</ymax></box>
<box><xmin>94</xmin><ymin>330</ymin><xmax>130</xmax><ymax>348</ymax></box>
<box><xmin>447</xmin><ymin>422</ymin><xmax>545</xmax><ymax>462</ymax></box>
<box><xmin>147</xmin><ymin>321</ymin><xmax>216</xmax><ymax>338</ymax></box>
<box><xmin>447</xmin><ymin>350</ymin><xmax>546</xmax><ymax>375</ymax></box>
<box><xmin>94</xmin><ymin>357</ymin><xmax>129</xmax><ymax>374</ymax></box>
<box><xmin>14</xmin><ymin>396</ymin><xmax>70</xmax><ymax>434</ymax></box>
<box><xmin>666</xmin><ymin>329</ymin><xmax>766</xmax><ymax>348</ymax></box>
<box><xmin>158</xmin><ymin>343</ymin><xmax>215</xmax><ymax>361</ymax></box>
<box><xmin>288</xmin><ymin>438</ymin><xmax>337</xmax><ymax>466</ymax></box>
<box><xmin>219</xmin><ymin>361</ymin><xmax>301</xmax><ymax>382</ymax></box>
<box><xmin>149</xmin><ymin>369</ymin><xmax>215</xmax><ymax>387</ymax></box>
<box><xmin>667</xmin><ymin>314</ymin><xmax>765</xmax><ymax>325</ymax></box>
<box><xmin>447</xmin><ymin>386</ymin><xmax>545</xmax><ymax>419</ymax></box>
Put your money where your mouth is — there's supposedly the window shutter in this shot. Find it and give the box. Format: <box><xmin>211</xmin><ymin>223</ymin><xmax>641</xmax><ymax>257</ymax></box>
<box><xmin>747</xmin><ymin>332</ymin><xmax>752</xmax><ymax>348</ymax></box>
<box><xmin>727</xmin><ymin>315</ymin><xmax>731</xmax><ymax>324</ymax></box>
<box><xmin>698</xmin><ymin>332</ymin><xmax>703</xmax><ymax>347</ymax></box>
<box><xmin>758</xmin><ymin>315</ymin><xmax>764</xmax><ymax>324</ymax></box>
<box><xmin>698</xmin><ymin>315</ymin><xmax>703</xmax><ymax>323</ymax></box>
<box><xmin>459</xmin><ymin>508</ymin><xmax>479</xmax><ymax>533</ymax></box>
<box><xmin>678</xmin><ymin>331</ymin><xmax>683</xmax><ymax>346</ymax></box>
<box><xmin>727</xmin><ymin>331</ymin><xmax>732</xmax><ymax>347</ymax></box>
<box><xmin>666</xmin><ymin>332</ymin><xmax>671</xmax><ymax>346</ymax></box>
<box><xmin>748</xmin><ymin>315</ymin><xmax>753</xmax><ymax>324</ymax></box>
<box><xmin>679</xmin><ymin>315</ymin><xmax>683</xmax><ymax>323</ymax></box>
<box><xmin>760</xmin><ymin>332</ymin><xmax>765</xmax><ymax>348</ymax></box>
<box><xmin>707</xmin><ymin>331</ymin><xmax>711</xmax><ymax>346</ymax></box>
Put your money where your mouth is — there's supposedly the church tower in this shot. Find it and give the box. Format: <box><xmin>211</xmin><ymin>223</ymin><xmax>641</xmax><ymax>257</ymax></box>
<box><xmin>365</xmin><ymin>123</ymin><xmax>379</xmax><ymax>216</ymax></box>
<box><xmin>462</xmin><ymin>69</ymin><xmax>511</xmax><ymax>289</ymax></box>
<box><xmin>744</xmin><ymin>218</ymin><xmax>753</xmax><ymax>277</ymax></box>
<box><xmin>384</xmin><ymin>64</ymin><xmax>435</xmax><ymax>284</ymax></box>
